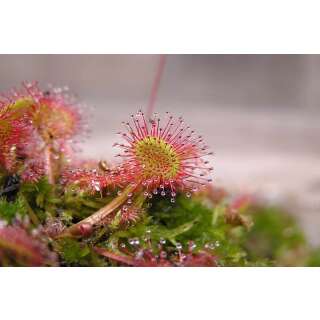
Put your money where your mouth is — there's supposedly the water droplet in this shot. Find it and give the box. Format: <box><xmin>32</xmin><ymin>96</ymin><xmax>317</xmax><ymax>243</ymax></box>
<box><xmin>129</xmin><ymin>237</ymin><xmax>140</xmax><ymax>246</ymax></box>
<box><xmin>176</xmin><ymin>243</ymin><xmax>182</xmax><ymax>250</ymax></box>
<box><xmin>204</xmin><ymin>242</ymin><xmax>215</xmax><ymax>250</ymax></box>
<box><xmin>186</xmin><ymin>192</ymin><xmax>191</xmax><ymax>198</ymax></box>
<box><xmin>171</xmin><ymin>191</ymin><xmax>176</xmax><ymax>197</ymax></box>
<box><xmin>120</xmin><ymin>243</ymin><xmax>126</xmax><ymax>248</ymax></box>
<box><xmin>161</xmin><ymin>191</ymin><xmax>166</xmax><ymax>196</ymax></box>
<box><xmin>189</xmin><ymin>241</ymin><xmax>197</xmax><ymax>251</ymax></box>
<box><xmin>127</xmin><ymin>193</ymin><xmax>133</xmax><ymax>198</ymax></box>
<box><xmin>117</xmin><ymin>190</ymin><xmax>122</xmax><ymax>196</ymax></box>
<box><xmin>215</xmin><ymin>240</ymin><xmax>220</xmax><ymax>247</ymax></box>
<box><xmin>153</xmin><ymin>189</ymin><xmax>158</xmax><ymax>195</ymax></box>
<box><xmin>170</xmin><ymin>198</ymin><xmax>175</xmax><ymax>203</ymax></box>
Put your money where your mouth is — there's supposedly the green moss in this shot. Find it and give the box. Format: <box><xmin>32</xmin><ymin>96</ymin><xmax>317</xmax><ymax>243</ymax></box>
<box><xmin>242</xmin><ymin>207</ymin><xmax>308</xmax><ymax>266</ymax></box>
<box><xmin>55</xmin><ymin>238</ymin><xmax>106</xmax><ymax>267</ymax></box>
<box><xmin>0</xmin><ymin>196</ymin><xmax>27</xmax><ymax>223</ymax></box>
<box><xmin>1</xmin><ymin>175</ymin><xmax>318</xmax><ymax>266</ymax></box>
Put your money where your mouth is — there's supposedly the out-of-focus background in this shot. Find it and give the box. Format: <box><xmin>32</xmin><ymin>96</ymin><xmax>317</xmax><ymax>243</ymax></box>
<box><xmin>0</xmin><ymin>55</ymin><xmax>319</xmax><ymax>244</ymax></box>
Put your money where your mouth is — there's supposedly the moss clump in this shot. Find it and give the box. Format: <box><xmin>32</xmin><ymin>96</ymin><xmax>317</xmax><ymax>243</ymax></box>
<box><xmin>0</xmin><ymin>172</ymin><xmax>318</xmax><ymax>267</ymax></box>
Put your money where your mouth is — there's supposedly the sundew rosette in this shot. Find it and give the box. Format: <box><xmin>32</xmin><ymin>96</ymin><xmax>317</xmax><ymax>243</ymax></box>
<box><xmin>0</xmin><ymin>87</ymin><xmax>35</xmax><ymax>174</ymax></box>
<box><xmin>59</xmin><ymin>111</ymin><xmax>213</xmax><ymax>238</ymax></box>
<box><xmin>16</xmin><ymin>81</ymin><xmax>88</xmax><ymax>147</ymax></box>
<box><xmin>0</xmin><ymin>81</ymin><xmax>88</xmax><ymax>184</ymax></box>
<box><xmin>114</xmin><ymin>110</ymin><xmax>213</xmax><ymax>201</ymax></box>
<box><xmin>32</xmin><ymin>89</ymin><xmax>83</xmax><ymax>142</ymax></box>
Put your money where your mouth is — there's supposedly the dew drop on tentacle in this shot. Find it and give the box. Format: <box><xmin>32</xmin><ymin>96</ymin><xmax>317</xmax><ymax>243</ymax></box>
<box><xmin>188</xmin><ymin>241</ymin><xmax>197</xmax><ymax>252</ymax></box>
<box><xmin>128</xmin><ymin>238</ymin><xmax>135</xmax><ymax>246</ymax></box>
<box><xmin>204</xmin><ymin>242</ymin><xmax>216</xmax><ymax>250</ymax></box>
<box><xmin>143</xmin><ymin>230</ymin><xmax>152</xmax><ymax>243</ymax></box>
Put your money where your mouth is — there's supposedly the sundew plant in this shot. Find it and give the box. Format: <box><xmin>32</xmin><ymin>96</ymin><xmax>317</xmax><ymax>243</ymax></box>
<box><xmin>0</xmin><ymin>81</ymin><xmax>319</xmax><ymax>267</ymax></box>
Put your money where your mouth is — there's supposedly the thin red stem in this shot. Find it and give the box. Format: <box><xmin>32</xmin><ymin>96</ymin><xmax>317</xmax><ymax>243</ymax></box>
<box><xmin>146</xmin><ymin>55</ymin><xmax>166</xmax><ymax>120</ymax></box>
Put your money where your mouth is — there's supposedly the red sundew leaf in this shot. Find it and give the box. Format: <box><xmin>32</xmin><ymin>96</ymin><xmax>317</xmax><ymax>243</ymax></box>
<box><xmin>0</xmin><ymin>81</ymin><xmax>84</xmax><ymax>143</ymax></box>
<box><xmin>61</xmin><ymin>159</ymin><xmax>126</xmax><ymax>194</ymax></box>
<box><xmin>94</xmin><ymin>247</ymin><xmax>138</xmax><ymax>266</ymax></box>
<box><xmin>20</xmin><ymin>159</ymin><xmax>46</xmax><ymax>183</ymax></box>
<box><xmin>177</xmin><ymin>251</ymin><xmax>218</xmax><ymax>267</ymax></box>
<box><xmin>61</xmin><ymin>167</ymin><xmax>122</xmax><ymax>194</ymax></box>
<box><xmin>114</xmin><ymin>110</ymin><xmax>213</xmax><ymax>201</ymax></box>
<box><xmin>230</xmin><ymin>194</ymin><xmax>254</xmax><ymax>212</ymax></box>
<box><xmin>119</xmin><ymin>205</ymin><xmax>144</xmax><ymax>226</ymax></box>
<box><xmin>33</xmin><ymin>96</ymin><xmax>82</xmax><ymax>141</ymax></box>
<box><xmin>95</xmin><ymin>241</ymin><xmax>218</xmax><ymax>267</ymax></box>
<box><xmin>0</xmin><ymin>224</ymin><xmax>58</xmax><ymax>266</ymax></box>
<box><xmin>201</xmin><ymin>185</ymin><xmax>228</xmax><ymax>205</ymax></box>
<box><xmin>0</xmin><ymin>81</ymin><xmax>89</xmax><ymax>182</ymax></box>
<box><xmin>0</xmin><ymin>100</ymin><xmax>34</xmax><ymax>172</ymax></box>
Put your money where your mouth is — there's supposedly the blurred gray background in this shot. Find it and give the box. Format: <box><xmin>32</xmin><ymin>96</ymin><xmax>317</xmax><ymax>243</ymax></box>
<box><xmin>0</xmin><ymin>55</ymin><xmax>319</xmax><ymax>244</ymax></box>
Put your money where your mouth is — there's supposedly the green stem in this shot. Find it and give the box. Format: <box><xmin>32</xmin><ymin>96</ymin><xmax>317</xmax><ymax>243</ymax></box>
<box><xmin>21</xmin><ymin>193</ymin><xmax>40</xmax><ymax>225</ymax></box>
<box><xmin>57</xmin><ymin>184</ymin><xmax>137</xmax><ymax>238</ymax></box>
<box><xmin>44</xmin><ymin>144</ymin><xmax>55</xmax><ymax>185</ymax></box>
